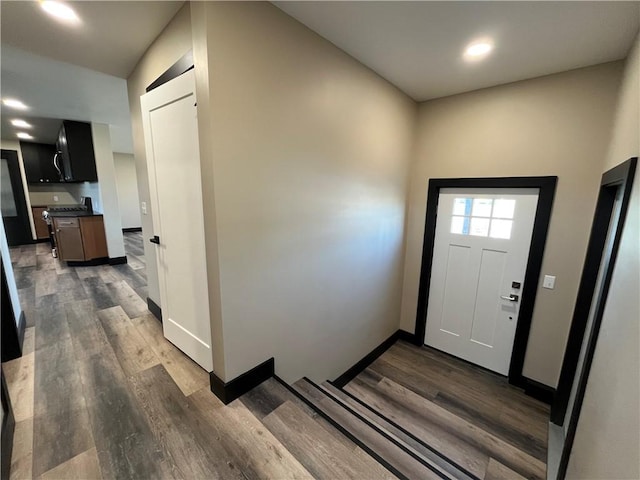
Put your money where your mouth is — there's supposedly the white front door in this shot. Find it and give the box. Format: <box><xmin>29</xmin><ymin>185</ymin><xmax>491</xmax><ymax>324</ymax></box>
<box><xmin>140</xmin><ymin>70</ymin><xmax>213</xmax><ymax>371</ymax></box>
<box><xmin>424</xmin><ymin>188</ymin><xmax>539</xmax><ymax>375</ymax></box>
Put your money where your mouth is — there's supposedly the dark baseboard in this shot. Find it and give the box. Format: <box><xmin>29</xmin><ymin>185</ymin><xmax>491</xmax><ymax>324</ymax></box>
<box><xmin>209</xmin><ymin>357</ymin><xmax>274</xmax><ymax>405</ymax></box>
<box><xmin>397</xmin><ymin>329</ymin><xmax>417</xmax><ymax>344</ymax></box>
<box><xmin>67</xmin><ymin>257</ymin><xmax>109</xmax><ymax>267</ymax></box>
<box><xmin>108</xmin><ymin>256</ymin><xmax>128</xmax><ymax>265</ymax></box>
<box><xmin>147</xmin><ymin>298</ymin><xmax>162</xmax><ymax>323</ymax></box>
<box><xmin>523</xmin><ymin>377</ymin><xmax>556</xmax><ymax>405</ymax></box>
<box><xmin>34</xmin><ymin>238</ymin><xmax>50</xmax><ymax>244</ymax></box>
<box><xmin>332</xmin><ymin>329</ymin><xmax>412</xmax><ymax>388</ymax></box>
<box><xmin>122</xmin><ymin>227</ymin><xmax>142</xmax><ymax>233</ymax></box>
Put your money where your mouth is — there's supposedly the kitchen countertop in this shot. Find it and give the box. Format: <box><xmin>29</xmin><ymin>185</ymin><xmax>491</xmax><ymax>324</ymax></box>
<box><xmin>48</xmin><ymin>212</ymin><xmax>103</xmax><ymax>218</ymax></box>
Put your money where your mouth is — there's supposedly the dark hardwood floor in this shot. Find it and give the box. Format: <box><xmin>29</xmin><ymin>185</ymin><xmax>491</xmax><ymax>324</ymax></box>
<box><xmin>2</xmin><ymin>233</ymin><xmax>392</xmax><ymax>480</ymax></box>
<box><xmin>344</xmin><ymin>341</ymin><xmax>549</xmax><ymax>480</ymax></box>
<box><xmin>3</xmin><ymin>232</ymin><xmax>549</xmax><ymax>479</ymax></box>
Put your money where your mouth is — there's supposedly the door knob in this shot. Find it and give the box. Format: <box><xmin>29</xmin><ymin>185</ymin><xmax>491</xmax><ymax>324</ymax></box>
<box><xmin>149</xmin><ymin>235</ymin><xmax>160</xmax><ymax>245</ymax></box>
<box><xmin>500</xmin><ymin>294</ymin><xmax>519</xmax><ymax>302</ymax></box>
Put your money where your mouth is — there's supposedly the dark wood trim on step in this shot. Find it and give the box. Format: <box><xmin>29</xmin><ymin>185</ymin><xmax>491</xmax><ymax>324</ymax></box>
<box><xmin>147</xmin><ymin>297</ymin><xmax>162</xmax><ymax>323</ymax></box>
<box><xmin>414</xmin><ymin>176</ymin><xmax>557</xmax><ymax>391</ymax></box>
<box><xmin>108</xmin><ymin>256</ymin><xmax>128</xmax><ymax>265</ymax></box>
<box><xmin>1</xmin><ymin>369</ymin><xmax>15</xmax><ymax>480</ymax></box>
<box><xmin>273</xmin><ymin>375</ymin><xmax>408</xmax><ymax>480</ymax></box>
<box><xmin>333</xmin><ymin>330</ymin><xmax>414</xmax><ymax>388</ymax></box>
<box><xmin>146</xmin><ymin>50</ymin><xmax>194</xmax><ymax>93</ymax></box>
<box><xmin>34</xmin><ymin>238</ymin><xmax>51</xmax><ymax>244</ymax></box>
<box><xmin>328</xmin><ymin>380</ymin><xmax>480</xmax><ymax>480</ymax></box>
<box><xmin>209</xmin><ymin>358</ymin><xmax>274</xmax><ymax>405</ymax></box>
<box><xmin>122</xmin><ymin>227</ymin><xmax>142</xmax><ymax>233</ymax></box>
<box><xmin>304</xmin><ymin>377</ymin><xmax>448</xmax><ymax>479</ymax></box>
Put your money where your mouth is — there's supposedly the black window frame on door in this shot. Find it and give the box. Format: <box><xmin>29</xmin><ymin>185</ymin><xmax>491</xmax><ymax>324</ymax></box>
<box><xmin>412</xmin><ymin>176</ymin><xmax>558</xmax><ymax>397</ymax></box>
<box><xmin>1</xmin><ymin>149</ymin><xmax>33</xmax><ymax>246</ymax></box>
<box><xmin>551</xmin><ymin>157</ymin><xmax>636</xmax><ymax>479</ymax></box>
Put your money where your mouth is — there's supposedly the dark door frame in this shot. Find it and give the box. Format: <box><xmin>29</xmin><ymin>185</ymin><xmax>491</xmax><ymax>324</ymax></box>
<box><xmin>1</xmin><ymin>149</ymin><xmax>32</xmax><ymax>246</ymax></box>
<box><xmin>552</xmin><ymin>157</ymin><xmax>636</xmax><ymax>479</ymax></box>
<box><xmin>1</xmin><ymin>368</ymin><xmax>15</xmax><ymax>480</ymax></box>
<box><xmin>413</xmin><ymin>176</ymin><xmax>557</xmax><ymax>392</ymax></box>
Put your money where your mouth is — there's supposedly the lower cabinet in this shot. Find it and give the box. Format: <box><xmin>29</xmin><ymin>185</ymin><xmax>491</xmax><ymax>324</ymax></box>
<box><xmin>31</xmin><ymin>206</ymin><xmax>50</xmax><ymax>240</ymax></box>
<box><xmin>53</xmin><ymin>216</ymin><xmax>108</xmax><ymax>262</ymax></box>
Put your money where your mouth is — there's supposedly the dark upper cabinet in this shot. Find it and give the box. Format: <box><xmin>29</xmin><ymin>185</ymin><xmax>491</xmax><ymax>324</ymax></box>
<box><xmin>20</xmin><ymin>142</ymin><xmax>59</xmax><ymax>184</ymax></box>
<box><xmin>55</xmin><ymin>121</ymin><xmax>98</xmax><ymax>182</ymax></box>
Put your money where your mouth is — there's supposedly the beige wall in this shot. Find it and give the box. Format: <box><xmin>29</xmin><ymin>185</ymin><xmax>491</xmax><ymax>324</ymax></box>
<box><xmin>400</xmin><ymin>62</ymin><xmax>623</xmax><ymax>387</ymax></box>
<box><xmin>113</xmin><ymin>152</ymin><xmax>141</xmax><ymax>229</ymax></box>
<box><xmin>567</xmin><ymin>33</ymin><xmax>640</xmax><ymax>480</ymax></box>
<box><xmin>91</xmin><ymin>123</ymin><xmax>125</xmax><ymax>258</ymax></box>
<box><xmin>127</xmin><ymin>3</ymin><xmax>192</xmax><ymax>304</ymax></box>
<box><xmin>194</xmin><ymin>2</ymin><xmax>417</xmax><ymax>382</ymax></box>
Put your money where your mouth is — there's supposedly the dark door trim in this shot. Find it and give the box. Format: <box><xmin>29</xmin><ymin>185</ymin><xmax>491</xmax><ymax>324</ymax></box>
<box><xmin>1</xmin><ymin>258</ymin><xmax>25</xmax><ymax>363</ymax></box>
<box><xmin>552</xmin><ymin>157</ymin><xmax>636</xmax><ymax>479</ymax></box>
<box><xmin>1</xmin><ymin>149</ymin><xmax>32</xmax><ymax>246</ymax></box>
<box><xmin>413</xmin><ymin>176</ymin><xmax>557</xmax><ymax>389</ymax></box>
<box><xmin>1</xmin><ymin>368</ymin><xmax>15</xmax><ymax>480</ymax></box>
<box><xmin>146</xmin><ymin>50</ymin><xmax>193</xmax><ymax>93</ymax></box>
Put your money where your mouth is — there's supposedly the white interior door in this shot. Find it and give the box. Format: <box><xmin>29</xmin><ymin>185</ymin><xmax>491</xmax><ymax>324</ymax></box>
<box><xmin>425</xmin><ymin>188</ymin><xmax>539</xmax><ymax>375</ymax></box>
<box><xmin>140</xmin><ymin>70</ymin><xmax>213</xmax><ymax>371</ymax></box>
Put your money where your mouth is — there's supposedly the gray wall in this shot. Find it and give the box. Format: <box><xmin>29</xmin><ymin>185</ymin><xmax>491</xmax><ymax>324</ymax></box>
<box><xmin>400</xmin><ymin>62</ymin><xmax>623</xmax><ymax>387</ymax></box>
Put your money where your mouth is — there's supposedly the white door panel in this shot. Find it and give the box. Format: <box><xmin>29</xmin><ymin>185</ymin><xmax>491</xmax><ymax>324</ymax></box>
<box><xmin>425</xmin><ymin>188</ymin><xmax>538</xmax><ymax>375</ymax></box>
<box><xmin>141</xmin><ymin>71</ymin><xmax>213</xmax><ymax>371</ymax></box>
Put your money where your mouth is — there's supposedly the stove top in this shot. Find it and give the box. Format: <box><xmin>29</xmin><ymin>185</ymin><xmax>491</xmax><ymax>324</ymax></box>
<box><xmin>47</xmin><ymin>205</ymin><xmax>88</xmax><ymax>212</ymax></box>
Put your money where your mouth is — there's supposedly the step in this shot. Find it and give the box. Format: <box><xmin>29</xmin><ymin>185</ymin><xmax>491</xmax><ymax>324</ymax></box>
<box><xmin>317</xmin><ymin>381</ymin><xmax>478</xmax><ymax>480</ymax></box>
<box><xmin>240</xmin><ymin>377</ymin><xmax>395</xmax><ymax>479</ymax></box>
<box><xmin>344</xmin><ymin>376</ymin><xmax>546</xmax><ymax>480</ymax></box>
<box><xmin>292</xmin><ymin>377</ymin><xmax>452</xmax><ymax>480</ymax></box>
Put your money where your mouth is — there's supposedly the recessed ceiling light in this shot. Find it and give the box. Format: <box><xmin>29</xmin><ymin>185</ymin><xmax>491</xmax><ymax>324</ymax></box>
<box><xmin>464</xmin><ymin>40</ymin><xmax>494</xmax><ymax>61</ymax></box>
<box><xmin>2</xmin><ymin>98</ymin><xmax>29</xmax><ymax>110</ymax></box>
<box><xmin>40</xmin><ymin>1</ymin><xmax>80</xmax><ymax>24</ymax></box>
<box><xmin>11</xmin><ymin>119</ymin><xmax>32</xmax><ymax>129</ymax></box>
<box><xmin>17</xmin><ymin>132</ymin><xmax>34</xmax><ymax>140</ymax></box>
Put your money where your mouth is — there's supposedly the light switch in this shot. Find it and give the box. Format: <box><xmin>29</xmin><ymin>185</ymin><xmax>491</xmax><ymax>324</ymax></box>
<box><xmin>53</xmin><ymin>195</ymin><xmax>59</xmax><ymax>202</ymax></box>
<box><xmin>543</xmin><ymin>275</ymin><xmax>556</xmax><ymax>289</ymax></box>
<box><xmin>141</xmin><ymin>202</ymin><xmax>147</xmax><ymax>215</ymax></box>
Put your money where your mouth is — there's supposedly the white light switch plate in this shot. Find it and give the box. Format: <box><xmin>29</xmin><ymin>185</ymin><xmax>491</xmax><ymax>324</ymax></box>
<box><xmin>543</xmin><ymin>275</ymin><xmax>556</xmax><ymax>289</ymax></box>
<box><xmin>53</xmin><ymin>195</ymin><xmax>59</xmax><ymax>202</ymax></box>
<box><xmin>141</xmin><ymin>202</ymin><xmax>147</xmax><ymax>215</ymax></box>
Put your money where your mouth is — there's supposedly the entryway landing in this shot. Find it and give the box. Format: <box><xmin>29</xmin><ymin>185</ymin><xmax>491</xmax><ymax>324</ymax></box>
<box><xmin>349</xmin><ymin>341</ymin><xmax>549</xmax><ymax>479</ymax></box>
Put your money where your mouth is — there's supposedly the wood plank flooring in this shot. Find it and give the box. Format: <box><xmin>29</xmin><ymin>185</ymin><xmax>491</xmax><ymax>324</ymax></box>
<box><xmin>345</xmin><ymin>341</ymin><xmax>550</xmax><ymax>480</ymax></box>
<box><xmin>1</xmin><ymin>233</ymin><xmax>393</xmax><ymax>480</ymax></box>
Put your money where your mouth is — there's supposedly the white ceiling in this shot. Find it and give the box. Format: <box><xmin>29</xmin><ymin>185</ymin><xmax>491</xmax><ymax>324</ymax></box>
<box><xmin>1</xmin><ymin>1</ymin><xmax>637</xmax><ymax>152</ymax></box>
<box><xmin>0</xmin><ymin>1</ymin><xmax>184</xmax><ymax>154</ymax></box>
<box><xmin>0</xmin><ymin>1</ymin><xmax>184</xmax><ymax>78</ymax></box>
<box><xmin>1</xmin><ymin>46</ymin><xmax>133</xmax><ymax>153</ymax></box>
<box><xmin>275</xmin><ymin>1</ymin><xmax>640</xmax><ymax>101</ymax></box>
